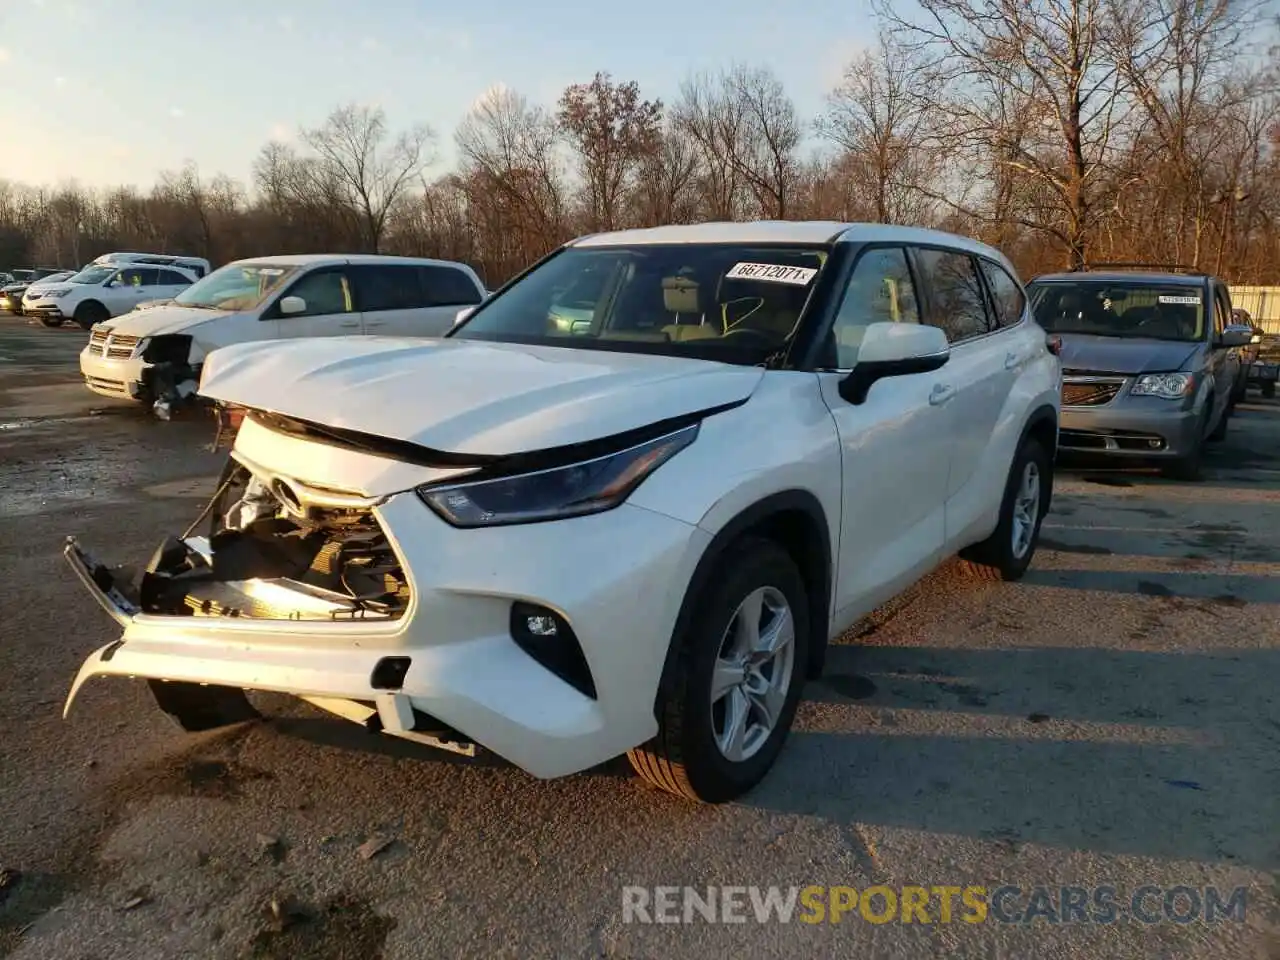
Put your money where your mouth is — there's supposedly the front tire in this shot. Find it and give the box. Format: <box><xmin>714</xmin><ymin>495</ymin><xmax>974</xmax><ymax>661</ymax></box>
<box><xmin>628</xmin><ymin>538</ymin><xmax>810</xmax><ymax>803</ymax></box>
<box><xmin>74</xmin><ymin>300</ymin><xmax>109</xmax><ymax>329</ymax></box>
<box><xmin>959</xmin><ymin>437</ymin><xmax>1051</xmax><ymax>582</ymax></box>
<box><xmin>39</xmin><ymin>315</ymin><xmax>65</xmax><ymax>328</ymax></box>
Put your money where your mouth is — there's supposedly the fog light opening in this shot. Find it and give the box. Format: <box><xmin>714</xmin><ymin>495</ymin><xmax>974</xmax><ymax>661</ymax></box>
<box><xmin>509</xmin><ymin>601</ymin><xmax>597</xmax><ymax>699</ymax></box>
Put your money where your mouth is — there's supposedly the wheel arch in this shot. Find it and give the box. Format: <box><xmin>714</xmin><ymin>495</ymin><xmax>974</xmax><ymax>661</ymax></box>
<box><xmin>1019</xmin><ymin>402</ymin><xmax>1058</xmax><ymax>509</ymax></box>
<box><xmin>655</xmin><ymin>489</ymin><xmax>833</xmax><ymax>717</ymax></box>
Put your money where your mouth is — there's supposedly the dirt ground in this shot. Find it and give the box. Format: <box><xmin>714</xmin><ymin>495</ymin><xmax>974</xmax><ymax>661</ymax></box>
<box><xmin>1</xmin><ymin>317</ymin><xmax>1277</xmax><ymax>959</ymax></box>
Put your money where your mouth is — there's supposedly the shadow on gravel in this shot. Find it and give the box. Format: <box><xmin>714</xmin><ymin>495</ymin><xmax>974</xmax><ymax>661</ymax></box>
<box><xmin>779</xmin><ymin>644</ymin><xmax>1280</xmax><ymax>869</ymax></box>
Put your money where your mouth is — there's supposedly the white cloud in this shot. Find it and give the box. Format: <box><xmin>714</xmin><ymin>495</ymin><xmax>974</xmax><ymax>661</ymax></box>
<box><xmin>54</xmin><ymin>75</ymin><xmax>67</xmax><ymax>87</ymax></box>
<box><xmin>169</xmin><ymin>106</ymin><xmax>185</xmax><ymax>119</ymax></box>
<box><xmin>0</xmin><ymin>48</ymin><xmax>11</xmax><ymax>65</ymax></box>
<box><xmin>276</xmin><ymin>15</ymin><xmax>294</xmax><ymax>31</ymax></box>
<box><xmin>447</xmin><ymin>29</ymin><xmax>471</xmax><ymax>52</ymax></box>
<box><xmin>269</xmin><ymin>122</ymin><xmax>294</xmax><ymax>143</ymax></box>
<box><xmin>359</xmin><ymin>36</ymin><xmax>379</xmax><ymax>51</ymax></box>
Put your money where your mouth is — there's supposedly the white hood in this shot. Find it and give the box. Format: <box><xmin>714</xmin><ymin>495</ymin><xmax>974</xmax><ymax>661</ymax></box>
<box><xmin>199</xmin><ymin>336</ymin><xmax>764</xmax><ymax>455</ymax></box>
<box><xmin>97</xmin><ymin>304</ymin><xmax>236</xmax><ymax>338</ymax></box>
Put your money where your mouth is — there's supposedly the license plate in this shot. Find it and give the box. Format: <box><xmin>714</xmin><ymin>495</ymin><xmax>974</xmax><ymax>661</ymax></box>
<box><xmin>1250</xmin><ymin>364</ymin><xmax>1278</xmax><ymax>380</ymax></box>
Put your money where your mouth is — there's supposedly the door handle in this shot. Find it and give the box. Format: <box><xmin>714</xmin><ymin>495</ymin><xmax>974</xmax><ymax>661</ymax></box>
<box><xmin>1005</xmin><ymin>351</ymin><xmax>1023</xmax><ymax>369</ymax></box>
<box><xmin>929</xmin><ymin>383</ymin><xmax>956</xmax><ymax>406</ymax></box>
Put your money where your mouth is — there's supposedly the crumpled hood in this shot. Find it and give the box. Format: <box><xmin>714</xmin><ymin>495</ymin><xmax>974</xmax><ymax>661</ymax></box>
<box><xmin>95</xmin><ymin>305</ymin><xmax>236</xmax><ymax>338</ymax></box>
<box><xmin>1058</xmin><ymin>334</ymin><xmax>1202</xmax><ymax>375</ymax></box>
<box><xmin>199</xmin><ymin>336</ymin><xmax>765</xmax><ymax>456</ymax></box>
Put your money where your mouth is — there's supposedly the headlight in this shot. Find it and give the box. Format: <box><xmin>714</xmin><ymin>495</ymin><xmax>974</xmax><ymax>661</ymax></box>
<box><xmin>416</xmin><ymin>424</ymin><xmax>699</xmax><ymax>527</ymax></box>
<box><xmin>1131</xmin><ymin>372</ymin><xmax>1194</xmax><ymax>399</ymax></box>
<box><xmin>49</xmin><ymin>287</ymin><xmax>71</xmax><ymax>298</ymax></box>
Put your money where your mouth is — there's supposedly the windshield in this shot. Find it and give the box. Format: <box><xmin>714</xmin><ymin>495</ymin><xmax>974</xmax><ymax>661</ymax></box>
<box><xmin>1030</xmin><ymin>281</ymin><xmax>1206</xmax><ymax>342</ymax></box>
<box><xmin>69</xmin><ymin>266</ymin><xmax>115</xmax><ymax>285</ymax></box>
<box><xmin>452</xmin><ymin>243</ymin><xmax>831</xmax><ymax>363</ymax></box>
<box><xmin>175</xmin><ymin>263</ymin><xmax>298</xmax><ymax>310</ymax></box>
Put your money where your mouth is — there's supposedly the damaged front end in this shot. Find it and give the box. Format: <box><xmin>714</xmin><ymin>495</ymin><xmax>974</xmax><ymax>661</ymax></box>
<box><xmin>61</xmin><ymin>455</ymin><xmax>477</xmax><ymax>756</ymax></box>
<box><xmin>138</xmin><ymin>334</ymin><xmax>202</xmax><ymax>420</ymax></box>
<box><xmin>84</xmin><ymin>458</ymin><xmax>412</xmax><ymax>623</ymax></box>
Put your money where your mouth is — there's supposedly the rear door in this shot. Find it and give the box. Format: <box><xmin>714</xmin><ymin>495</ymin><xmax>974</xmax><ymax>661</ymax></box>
<box><xmin>261</xmin><ymin>265</ymin><xmax>363</xmax><ymax>339</ymax></box>
<box><xmin>909</xmin><ymin>246</ymin><xmax>1011</xmax><ymax>538</ymax></box>
<box><xmin>153</xmin><ymin>268</ymin><xmax>195</xmax><ymax>300</ymax></box>
<box><xmin>348</xmin><ymin>263</ymin><xmax>428</xmax><ymax>336</ymax></box>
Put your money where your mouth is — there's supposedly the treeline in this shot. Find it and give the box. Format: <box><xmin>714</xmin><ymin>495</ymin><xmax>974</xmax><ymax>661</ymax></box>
<box><xmin>2</xmin><ymin>0</ymin><xmax>1278</xmax><ymax>288</ymax></box>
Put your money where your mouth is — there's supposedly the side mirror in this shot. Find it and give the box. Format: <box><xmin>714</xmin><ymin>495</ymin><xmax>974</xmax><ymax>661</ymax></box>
<box><xmin>279</xmin><ymin>295</ymin><xmax>306</xmax><ymax>316</ymax></box>
<box><xmin>838</xmin><ymin>322</ymin><xmax>950</xmax><ymax>405</ymax></box>
<box><xmin>454</xmin><ymin>305</ymin><xmax>476</xmax><ymax>326</ymax></box>
<box><xmin>1220</xmin><ymin>324</ymin><xmax>1253</xmax><ymax>348</ymax></box>
<box><xmin>569</xmin><ymin>320</ymin><xmax>592</xmax><ymax>335</ymax></box>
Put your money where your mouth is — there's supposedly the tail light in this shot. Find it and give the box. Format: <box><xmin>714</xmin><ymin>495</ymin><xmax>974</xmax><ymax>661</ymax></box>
<box><xmin>1046</xmin><ymin>335</ymin><xmax>1063</xmax><ymax>356</ymax></box>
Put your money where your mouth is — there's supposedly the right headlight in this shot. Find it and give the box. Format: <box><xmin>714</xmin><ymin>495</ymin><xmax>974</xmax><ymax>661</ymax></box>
<box><xmin>416</xmin><ymin>423</ymin><xmax>699</xmax><ymax>528</ymax></box>
<box><xmin>1131</xmin><ymin>372</ymin><xmax>1195</xmax><ymax>399</ymax></box>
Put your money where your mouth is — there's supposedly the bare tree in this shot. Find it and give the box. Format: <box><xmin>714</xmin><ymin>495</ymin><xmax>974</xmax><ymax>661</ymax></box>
<box><xmin>882</xmin><ymin>0</ymin><xmax>1132</xmax><ymax>268</ymax></box>
<box><xmin>818</xmin><ymin>32</ymin><xmax>942</xmax><ymax>223</ymax></box>
<box><xmin>557</xmin><ymin>72</ymin><xmax>663</xmax><ymax>232</ymax></box>
<box><xmin>302</xmin><ymin>104</ymin><xmax>434</xmax><ymax>253</ymax></box>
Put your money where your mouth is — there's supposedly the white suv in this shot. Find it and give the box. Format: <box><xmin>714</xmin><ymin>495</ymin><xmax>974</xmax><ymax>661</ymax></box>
<box><xmin>25</xmin><ymin>262</ymin><xmax>197</xmax><ymax>329</ymax></box>
<box><xmin>63</xmin><ymin>222</ymin><xmax>1060</xmax><ymax>803</ymax></box>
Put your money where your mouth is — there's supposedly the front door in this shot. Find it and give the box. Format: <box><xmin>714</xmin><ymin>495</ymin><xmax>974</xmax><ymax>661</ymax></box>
<box><xmin>818</xmin><ymin>245</ymin><xmax>951</xmax><ymax>626</ymax></box>
<box><xmin>264</xmin><ymin>266</ymin><xmax>363</xmax><ymax>339</ymax></box>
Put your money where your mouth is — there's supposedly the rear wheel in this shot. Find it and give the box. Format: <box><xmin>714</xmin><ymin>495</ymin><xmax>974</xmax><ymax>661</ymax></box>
<box><xmin>628</xmin><ymin>538</ymin><xmax>810</xmax><ymax>803</ymax></box>
<box><xmin>74</xmin><ymin>300</ymin><xmax>109</xmax><ymax>329</ymax></box>
<box><xmin>959</xmin><ymin>438</ymin><xmax>1050</xmax><ymax>582</ymax></box>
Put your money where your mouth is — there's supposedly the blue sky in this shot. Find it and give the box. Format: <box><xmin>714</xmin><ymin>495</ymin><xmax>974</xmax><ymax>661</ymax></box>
<box><xmin>0</xmin><ymin>0</ymin><xmax>878</xmax><ymax>190</ymax></box>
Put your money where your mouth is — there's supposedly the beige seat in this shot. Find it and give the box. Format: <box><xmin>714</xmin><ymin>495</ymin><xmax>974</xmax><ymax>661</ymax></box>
<box><xmin>661</xmin><ymin>275</ymin><xmax>720</xmax><ymax>342</ymax></box>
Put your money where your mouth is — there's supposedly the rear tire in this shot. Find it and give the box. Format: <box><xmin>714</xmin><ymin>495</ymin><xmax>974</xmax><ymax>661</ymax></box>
<box><xmin>958</xmin><ymin>438</ymin><xmax>1051</xmax><ymax>582</ymax></box>
<box><xmin>627</xmin><ymin>538</ymin><xmax>810</xmax><ymax>803</ymax></box>
<box><xmin>74</xmin><ymin>300</ymin><xmax>109</xmax><ymax>329</ymax></box>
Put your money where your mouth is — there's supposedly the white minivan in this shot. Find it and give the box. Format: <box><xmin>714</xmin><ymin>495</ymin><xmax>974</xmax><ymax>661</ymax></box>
<box><xmin>78</xmin><ymin>253</ymin><xmax>487</xmax><ymax>407</ymax></box>
<box><xmin>90</xmin><ymin>252</ymin><xmax>213</xmax><ymax>277</ymax></box>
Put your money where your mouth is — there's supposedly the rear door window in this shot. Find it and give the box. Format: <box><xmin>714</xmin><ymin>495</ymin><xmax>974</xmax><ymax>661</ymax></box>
<box><xmin>420</xmin><ymin>265</ymin><xmax>482</xmax><ymax>307</ymax></box>
<box><xmin>912</xmin><ymin>248</ymin><xmax>991</xmax><ymax>342</ymax></box>
<box><xmin>353</xmin><ymin>264</ymin><xmax>427</xmax><ymax>312</ymax></box>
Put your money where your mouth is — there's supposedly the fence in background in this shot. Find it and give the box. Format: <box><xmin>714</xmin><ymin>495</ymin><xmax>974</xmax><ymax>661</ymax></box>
<box><xmin>1230</xmin><ymin>286</ymin><xmax>1280</xmax><ymax>333</ymax></box>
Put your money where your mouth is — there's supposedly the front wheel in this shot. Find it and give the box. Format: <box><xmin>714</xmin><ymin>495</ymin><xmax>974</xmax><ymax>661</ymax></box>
<box><xmin>959</xmin><ymin>437</ymin><xmax>1051</xmax><ymax>582</ymax></box>
<box><xmin>628</xmin><ymin>538</ymin><xmax>810</xmax><ymax>803</ymax></box>
<box><xmin>39</xmin><ymin>315</ymin><xmax>65</xmax><ymax>328</ymax></box>
<box><xmin>74</xmin><ymin>301</ymin><xmax>109</xmax><ymax>329</ymax></box>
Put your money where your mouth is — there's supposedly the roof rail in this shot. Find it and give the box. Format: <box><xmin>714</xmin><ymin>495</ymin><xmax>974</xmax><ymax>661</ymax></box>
<box><xmin>1073</xmin><ymin>262</ymin><xmax>1206</xmax><ymax>275</ymax></box>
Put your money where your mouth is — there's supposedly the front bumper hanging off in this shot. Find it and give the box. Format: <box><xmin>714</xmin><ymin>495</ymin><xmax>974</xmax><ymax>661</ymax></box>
<box><xmin>61</xmin><ymin>536</ymin><xmax>478</xmax><ymax>758</ymax></box>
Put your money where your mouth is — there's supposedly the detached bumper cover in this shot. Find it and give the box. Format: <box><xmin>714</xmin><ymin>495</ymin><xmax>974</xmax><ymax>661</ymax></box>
<box><xmin>61</xmin><ymin>493</ymin><xmax>709</xmax><ymax>780</ymax></box>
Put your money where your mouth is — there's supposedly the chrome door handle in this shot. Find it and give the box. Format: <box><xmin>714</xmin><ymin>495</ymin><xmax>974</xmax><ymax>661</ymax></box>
<box><xmin>1005</xmin><ymin>351</ymin><xmax>1022</xmax><ymax>369</ymax></box>
<box><xmin>929</xmin><ymin>383</ymin><xmax>956</xmax><ymax>406</ymax></box>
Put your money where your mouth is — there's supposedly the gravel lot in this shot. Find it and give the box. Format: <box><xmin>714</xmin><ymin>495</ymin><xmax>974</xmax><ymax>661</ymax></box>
<box><xmin>1</xmin><ymin>316</ymin><xmax>1277</xmax><ymax>959</ymax></box>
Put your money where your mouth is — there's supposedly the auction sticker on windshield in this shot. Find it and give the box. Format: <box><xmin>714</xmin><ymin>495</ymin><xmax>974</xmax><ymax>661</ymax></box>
<box><xmin>1158</xmin><ymin>295</ymin><xmax>1201</xmax><ymax>305</ymax></box>
<box><xmin>726</xmin><ymin>263</ymin><xmax>818</xmax><ymax>285</ymax></box>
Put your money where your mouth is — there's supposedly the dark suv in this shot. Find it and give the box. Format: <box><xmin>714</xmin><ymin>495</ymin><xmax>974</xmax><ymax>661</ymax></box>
<box><xmin>1027</xmin><ymin>264</ymin><xmax>1252</xmax><ymax>480</ymax></box>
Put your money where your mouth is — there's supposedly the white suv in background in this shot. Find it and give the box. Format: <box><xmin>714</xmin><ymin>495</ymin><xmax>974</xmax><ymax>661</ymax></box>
<box><xmin>26</xmin><ymin>262</ymin><xmax>198</xmax><ymax>329</ymax></box>
<box><xmin>75</xmin><ymin>253</ymin><xmax>486</xmax><ymax>411</ymax></box>
<box><xmin>63</xmin><ymin>222</ymin><xmax>1060</xmax><ymax>803</ymax></box>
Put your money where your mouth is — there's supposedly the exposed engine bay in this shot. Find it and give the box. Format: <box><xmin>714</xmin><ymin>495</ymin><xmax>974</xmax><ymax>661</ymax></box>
<box><xmin>123</xmin><ymin>460</ymin><xmax>411</xmax><ymax>621</ymax></box>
